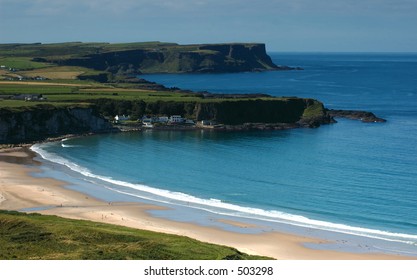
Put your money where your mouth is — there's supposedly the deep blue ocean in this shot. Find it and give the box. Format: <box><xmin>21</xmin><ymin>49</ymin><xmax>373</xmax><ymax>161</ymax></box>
<box><xmin>32</xmin><ymin>53</ymin><xmax>417</xmax><ymax>253</ymax></box>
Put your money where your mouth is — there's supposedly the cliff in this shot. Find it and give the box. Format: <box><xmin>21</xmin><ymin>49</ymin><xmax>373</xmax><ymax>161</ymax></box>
<box><xmin>57</xmin><ymin>43</ymin><xmax>286</xmax><ymax>74</ymax></box>
<box><xmin>0</xmin><ymin>98</ymin><xmax>332</xmax><ymax>144</ymax></box>
<box><xmin>92</xmin><ymin>98</ymin><xmax>332</xmax><ymax>126</ymax></box>
<box><xmin>194</xmin><ymin>98</ymin><xmax>330</xmax><ymax>125</ymax></box>
<box><xmin>0</xmin><ymin>106</ymin><xmax>113</xmax><ymax>144</ymax></box>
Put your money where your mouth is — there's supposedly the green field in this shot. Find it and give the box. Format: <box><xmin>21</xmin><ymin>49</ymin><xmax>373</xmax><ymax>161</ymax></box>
<box><xmin>0</xmin><ymin>210</ymin><xmax>270</xmax><ymax>260</ymax></box>
<box><xmin>0</xmin><ymin>42</ymin><xmax>220</xmax><ymax>59</ymax></box>
<box><xmin>0</xmin><ymin>41</ymin><xmax>282</xmax><ymax>109</ymax></box>
<box><xmin>0</xmin><ymin>81</ymin><xmax>279</xmax><ymax>108</ymax></box>
<box><xmin>0</xmin><ymin>82</ymin><xmax>197</xmax><ymax>105</ymax></box>
<box><xmin>0</xmin><ymin>42</ymin><xmax>183</xmax><ymax>60</ymax></box>
<box><xmin>0</xmin><ymin>57</ymin><xmax>51</xmax><ymax>70</ymax></box>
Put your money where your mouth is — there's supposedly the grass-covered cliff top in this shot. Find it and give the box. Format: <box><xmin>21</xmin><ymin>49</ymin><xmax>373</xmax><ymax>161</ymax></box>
<box><xmin>0</xmin><ymin>42</ymin><xmax>259</xmax><ymax>61</ymax></box>
<box><xmin>0</xmin><ymin>78</ymin><xmax>326</xmax><ymax>129</ymax></box>
<box><xmin>0</xmin><ymin>42</ymin><xmax>173</xmax><ymax>60</ymax></box>
<box><xmin>0</xmin><ymin>210</ymin><xmax>269</xmax><ymax>260</ymax></box>
<box><xmin>0</xmin><ymin>41</ymin><xmax>292</xmax><ymax>116</ymax></box>
<box><xmin>0</xmin><ymin>41</ymin><xmax>281</xmax><ymax>74</ymax></box>
<box><xmin>0</xmin><ymin>41</ymin><xmax>327</xmax><ymax>126</ymax></box>
<box><xmin>0</xmin><ymin>80</ymin><xmax>280</xmax><ymax>109</ymax></box>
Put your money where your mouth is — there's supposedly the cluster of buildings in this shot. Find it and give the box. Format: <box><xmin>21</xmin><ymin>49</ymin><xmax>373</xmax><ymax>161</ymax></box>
<box><xmin>0</xmin><ymin>65</ymin><xmax>47</xmax><ymax>81</ymax></box>
<box><xmin>0</xmin><ymin>94</ymin><xmax>47</xmax><ymax>101</ymax></box>
<box><xmin>1</xmin><ymin>65</ymin><xmax>17</xmax><ymax>71</ymax></box>
<box><xmin>113</xmin><ymin>114</ymin><xmax>197</xmax><ymax>128</ymax></box>
<box><xmin>142</xmin><ymin>115</ymin><xmax>195</xmax><ymax>125</ymax></box>
<box><xmin>2</xmin><ymin>75</ymin><xmax>48</xmax><ymax>81</ymax></box>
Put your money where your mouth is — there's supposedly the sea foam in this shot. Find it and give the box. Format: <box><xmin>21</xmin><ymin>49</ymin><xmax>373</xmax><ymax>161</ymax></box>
<box><xmin>61</xmin><ymin>138</ymin><xmax>81</xmax><ymax>148</ymax></box>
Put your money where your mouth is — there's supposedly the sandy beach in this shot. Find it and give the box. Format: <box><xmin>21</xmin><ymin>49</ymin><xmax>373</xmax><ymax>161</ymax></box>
<box><xmin>0</xmin><ymin>148</ymin><xmax>413</xmax><ymax>260</ymax></box>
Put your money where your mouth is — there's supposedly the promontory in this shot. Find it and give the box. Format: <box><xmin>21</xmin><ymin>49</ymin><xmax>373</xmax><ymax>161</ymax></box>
<box><xmin>0</xmin><ymin>41</ymin><xmax>380</xmax><ymax>145</ymax></box>
<box><xmin>4</xmin><ymin>41</ymin><xmax>293</xmax><ymax>78</ymax></box>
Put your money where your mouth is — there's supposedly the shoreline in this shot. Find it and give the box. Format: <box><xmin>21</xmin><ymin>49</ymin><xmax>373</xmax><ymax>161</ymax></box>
<box><xmin>1</xmin><ymin>147</ymin><xmax>414</xmax><ymax>260</ymax></box>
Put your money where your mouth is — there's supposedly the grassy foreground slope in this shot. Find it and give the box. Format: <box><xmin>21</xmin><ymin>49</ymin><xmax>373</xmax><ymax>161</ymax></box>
<box><xmin>0</xmin><ymin>210</ymin><xmax>270</xmax><ymax>260</ymax></box>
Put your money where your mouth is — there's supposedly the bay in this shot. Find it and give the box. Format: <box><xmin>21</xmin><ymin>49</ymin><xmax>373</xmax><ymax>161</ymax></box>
<box><xmin>33</xmin><ymin>53</ymin><xmax>417</xmax><ymax>254</ymax></box>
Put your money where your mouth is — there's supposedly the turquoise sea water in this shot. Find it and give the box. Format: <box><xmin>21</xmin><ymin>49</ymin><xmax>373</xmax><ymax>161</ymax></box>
<box><xmin>32</xmin><ymin>53</ymin><xmax>417</xmax><ymax>255</ymax></box>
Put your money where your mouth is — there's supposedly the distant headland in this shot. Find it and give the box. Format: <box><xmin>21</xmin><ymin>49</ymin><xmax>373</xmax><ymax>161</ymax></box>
<box><xmin>0</xmin><ymin>41</ymin><xmax>383</xmax><ymax>145</ymax></box>
<box><xmin>2</xmin><ymin>41</ymin><xmax>296</xmax><ymax>77</ymax></box>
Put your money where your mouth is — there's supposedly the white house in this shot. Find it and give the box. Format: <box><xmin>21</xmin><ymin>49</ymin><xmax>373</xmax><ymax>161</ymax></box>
<box><xmin>114</xmin><ymin>115</ymin><xmax>130</xmax><ymax>122</ymax></box>
<box><xmin>169</xmin><ymin>115</ymin><xmax>184</xmax><ymax>123</ymax></box>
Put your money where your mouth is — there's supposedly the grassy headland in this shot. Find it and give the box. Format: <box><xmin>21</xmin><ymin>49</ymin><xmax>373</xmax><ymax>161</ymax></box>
<box><xmin>0</xmin><ymin>41</ymin><xmax>330</xmax><ymax>144</ymax></box>
<box><xmin>0</xmin><ymin>41</ymin><xmax>282</xmax><ymax>75</ymax></box>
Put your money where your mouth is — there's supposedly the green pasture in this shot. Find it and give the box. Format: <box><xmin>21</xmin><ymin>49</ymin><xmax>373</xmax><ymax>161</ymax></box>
<box><xmin>0</xmin><ymin>57</ymin><xmax>51</xmax><ymax>70</ymax></box>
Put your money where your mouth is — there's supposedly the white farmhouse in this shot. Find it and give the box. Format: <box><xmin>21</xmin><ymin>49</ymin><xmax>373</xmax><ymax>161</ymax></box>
<box><xmin>169</xmin><ymin>115</ymin><xmax>184</xmax><ymax>123</ymax></box>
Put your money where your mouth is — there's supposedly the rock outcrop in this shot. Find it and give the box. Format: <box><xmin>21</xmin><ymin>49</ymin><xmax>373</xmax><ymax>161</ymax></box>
<box><xmin>327</xmin><ymin>109</ymin><xmax>386</xmax><ymax>123</ymax></box>
<box><xmin>194</xmin><ymin>98</ymin><xmax>332</xmax><ymax>126</ymax></box>
<box><xmin>0</xmin><ymin>106</ymin><xmax>113</xmax><ymax>144</ymax></box>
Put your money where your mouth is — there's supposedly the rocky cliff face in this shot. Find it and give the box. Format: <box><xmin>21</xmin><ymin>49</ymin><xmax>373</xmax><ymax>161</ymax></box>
<box><xmin>327</xmin><ymin>109</ymin><xmax>386</xmax><ymax>123</ymax></box>
<box><xmin>194</xmin><ymin>98</ymin><xmax>332</xmax><ymax>126</ymax></box>
<box><xmin>91</xmin><ymin>97</ymin><xmax>331</xmax><ymax>127</ymax></box>
<box><xmin>0</xmin><ymin>98</ymin><xmax>332</xmax><ymax>144</ymax></box>
<box><xmin>58</xmin><ymin>43</ymin><xmax>286</xmax><ymax>74</ymax></box>
<box><xmin>0</xmin><ymin>106</ymin><xmax>112</xmax><ymax>144</ymax></box>
<box><xmin>197</xmin><ymin>44</ymin><xmax>282</xmax><ymax>72</ymax></box>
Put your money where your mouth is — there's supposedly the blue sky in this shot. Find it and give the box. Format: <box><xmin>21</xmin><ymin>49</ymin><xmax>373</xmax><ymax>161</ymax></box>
<box><xmin>1</xmin><ymin>0</ymin><xmax>416</xmax><ymax>52</ymax></box>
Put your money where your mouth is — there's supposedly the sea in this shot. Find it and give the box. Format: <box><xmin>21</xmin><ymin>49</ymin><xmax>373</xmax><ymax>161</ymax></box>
<box><xmin>31</xmin><ymin>53</ymin><xmax>417</xmax><ymax>256</ymax></box>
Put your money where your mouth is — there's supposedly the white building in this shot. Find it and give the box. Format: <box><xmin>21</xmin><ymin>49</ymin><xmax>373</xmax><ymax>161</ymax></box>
<box><xmin>114</xmin><ymin>115</ymin><xmax>130</xmax><ymax>122</ymax></box>
<box><xmin>169</xmin><ymin>115</ymin><xmax>184</xmax><ymax>123</ymax></box>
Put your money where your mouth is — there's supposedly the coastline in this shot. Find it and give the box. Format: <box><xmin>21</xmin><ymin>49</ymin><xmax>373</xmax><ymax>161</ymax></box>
<box><xmin>0</xmin><ymin>147</ymin><xmax>414</xmax><ymax>260</ymax></box>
